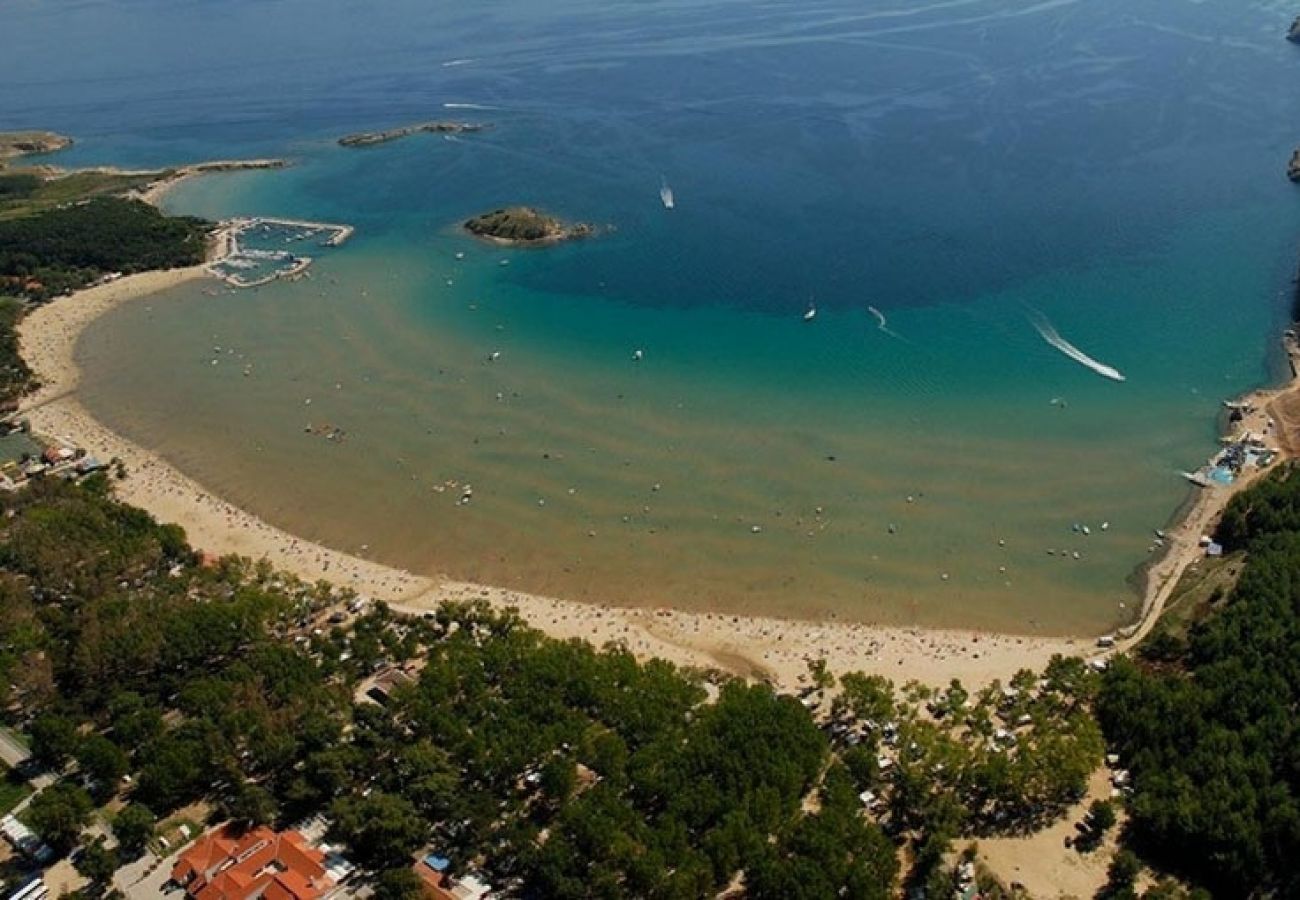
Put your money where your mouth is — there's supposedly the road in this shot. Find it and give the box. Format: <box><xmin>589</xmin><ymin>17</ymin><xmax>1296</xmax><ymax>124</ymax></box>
<box><xmin>113</xmin><ymin>850</ymin><xmax>174</xmax><ymax>900</ymax></box>
<box><xmin>0</xmin><ymin>727</ymin><xmax>31</xmax><ymax>769</ymax></box>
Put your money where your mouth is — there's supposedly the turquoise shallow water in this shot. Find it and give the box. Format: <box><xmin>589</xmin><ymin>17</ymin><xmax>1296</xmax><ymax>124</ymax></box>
<box><xmin>8</xmin><ymin>0</ymin><xmax>1300</xmax><ymax>632</ymax></box>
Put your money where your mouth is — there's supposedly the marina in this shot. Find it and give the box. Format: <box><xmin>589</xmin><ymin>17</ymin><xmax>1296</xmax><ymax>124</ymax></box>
<box><xmin>207</xmin><ymin>217</ymin><xmax>353</xmax><ymax>289</ymax></box>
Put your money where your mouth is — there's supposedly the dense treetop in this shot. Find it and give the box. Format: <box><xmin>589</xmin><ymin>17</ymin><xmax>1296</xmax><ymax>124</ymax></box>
<box><xmin>1098</xmin><ymin>463</ymin><xmax>1300</xmax><ymax>898</ymax></box>
<box><xmin>0</xmin><ymin>477</ymin><xmax>1110</xmax><ymax>897</ymax></box>
<box><xmin>0</xmin><ymin>196</ymin><xmax>208</xmax><ymax>301</ymax></box>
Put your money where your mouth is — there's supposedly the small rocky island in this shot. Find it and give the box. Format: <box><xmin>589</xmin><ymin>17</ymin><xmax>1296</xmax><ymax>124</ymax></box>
<box><xmin>463</xmin><ymin>206</ymin><xmax>594</xmax><ymax>245</ymax></box>
<box><xmin>1288</xmin><ymin>15</ymin><xmax>1300</xmax><ymax>43</ymax></box>
<box><xmin>0</xmin><ymin>131</ymin><xmax>72</xmax><ymax>165</ymax></box>
<box><xmin>338</xmin><ymin>121</ymin><xmax>488</xmax><ymax>147</ymax></box>
<box><xmin>1289</xmin><ymin>148</ymin><xmax>1300</xmax><ymax>183</ymax></box>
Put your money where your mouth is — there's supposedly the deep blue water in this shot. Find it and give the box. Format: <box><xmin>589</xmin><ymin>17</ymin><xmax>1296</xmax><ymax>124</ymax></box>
<box><xmin>7</xmin><ymin>0</ymin><xmax>1298</xmax><ymax>319</ymax></box>
<box><xmin>10</xmin><ymin>0</ymin><xmax>1300</xmax><ymax>630</ymax></box>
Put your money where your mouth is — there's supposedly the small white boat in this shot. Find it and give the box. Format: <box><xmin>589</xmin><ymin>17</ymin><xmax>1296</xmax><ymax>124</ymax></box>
<box><xmin>660</xmin><ymin>177</ymin><xmax>675</xmax><ymax>210</ymax></box>
<box><xmin>803</xmin><ymin>303</ymin><xmax>817</xmax><ymax>322</ymax></box>
<box><xmin>632</xmin><ymin>349</ymin><xmax>644</xmax><ymax>361</ymax></box>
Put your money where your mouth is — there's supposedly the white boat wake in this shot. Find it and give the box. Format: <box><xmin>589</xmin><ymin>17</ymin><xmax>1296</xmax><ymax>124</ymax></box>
<box><xmin>443</xmin><ymin>102</ymin><xmax>499</xmax><ymax>110</ymax></box>
<box><xmin>659</xmin><ymin>176</ymin><xmax>675</xmax><ymax>210</ymax></box>
<box><xmin>1030</xmin><ymin>314</ymin><xmax>1125</xmax><ymax>382</ymax></box>
<box><xmin>867</xmin><ymin>305</ymin><xmax>902</xmax><ymax>340</ymax></box>
<box><xmin>442</xmin><ymin>58</ymin><xmax>476</xmax><ymax>67</ymax></box>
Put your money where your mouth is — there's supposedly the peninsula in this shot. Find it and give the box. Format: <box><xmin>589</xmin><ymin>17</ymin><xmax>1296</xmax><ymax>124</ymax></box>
<box><xmin>0</xmin><ymin>130</ymin><xmax>72</xmax><ymax>165</ymax></box>
<box><xmin>1289</xmin><ymin>15</ymin><xmax>1300</xmax><ymax>43</ymax></box>
<box><xmin>338</xmin><ymin>120</ymin><xmax>488</xmax><ymax>147</ymax></box>
<box><xmin>463</xmin><ymin>205</ymin><xmax>593</xmax><ymax>245</ymax></box>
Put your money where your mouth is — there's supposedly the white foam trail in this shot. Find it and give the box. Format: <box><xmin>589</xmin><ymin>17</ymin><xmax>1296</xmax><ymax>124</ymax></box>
<box><xmin>1030</xmin><ymin>315</ymin><xmax>1125</xmax><ymax>382</ymax></box>
<box><xmin>442</xmin><ymin>58</ymin><xmax>476</xmax><ymax>67</ymax></box>
<box><xmin>443</xmin><ymin>102</ymin><xmax>499</xmax><ymax>110</ymax></box>
<box><xmin>867</xmin><ymin>305</ymin><xmax>903</xmax><ymax>340</ymax></box>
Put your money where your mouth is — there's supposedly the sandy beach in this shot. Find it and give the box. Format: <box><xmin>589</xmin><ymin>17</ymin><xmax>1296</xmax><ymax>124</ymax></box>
<box><xmin>24</xmin><ymin>168</ymin><xmax>1293</xmax><ymax>691</ymax></box>
<box><xmin>14</xmin><ymin>233</ymin><xmax>1100</xmax><ymax>690</ymax></box>
<box><xmin>1118</xmin><ymin>340</ymin><xmax>1300</xmax><ymax>653</ymax></box>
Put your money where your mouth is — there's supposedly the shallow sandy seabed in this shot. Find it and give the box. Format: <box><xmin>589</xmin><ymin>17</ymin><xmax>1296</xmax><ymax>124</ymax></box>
<box><xmin>25</xmin><ymin>174</ymin><xmax>1288</xmax><ymax>690</ymax></box>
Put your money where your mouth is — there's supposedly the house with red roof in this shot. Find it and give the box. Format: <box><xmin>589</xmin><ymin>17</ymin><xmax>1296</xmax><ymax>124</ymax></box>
<box><xmin>171</xmin><ymin>823</ymin><xmax>336</xmax><ymax>900</ymax></box>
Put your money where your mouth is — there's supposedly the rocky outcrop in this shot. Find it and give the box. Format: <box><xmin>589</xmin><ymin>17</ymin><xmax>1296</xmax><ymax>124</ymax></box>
<box><xmin>1289</xmin><ymin>149</ymin><xmax>1300</xmax><ymax>183</ymax></box>
<box><xmin>463</xmin><ymin>207</ymin><xmax>593</xmax><ymax>245</ymax></box>
<box><xmin>1288</xmin><ymin>16</ymin><xmax>1300</xmax><ymax>43</ymax></box>
<box><xmin>0</xmin><ymin>131</ymin><xmax>72</xmax><ymax>163</ymax></box>
<box><xmin>339</xmin><ymin>121</ymin><xmax>488</xmax><ymax>147</ymax></box>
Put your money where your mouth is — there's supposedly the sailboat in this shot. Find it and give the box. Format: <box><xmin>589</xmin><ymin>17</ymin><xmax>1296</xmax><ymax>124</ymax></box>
<box><xmin>659</xmin><ymin>176</ymin><xmax>675</xmax><ymax>210</ymax></box>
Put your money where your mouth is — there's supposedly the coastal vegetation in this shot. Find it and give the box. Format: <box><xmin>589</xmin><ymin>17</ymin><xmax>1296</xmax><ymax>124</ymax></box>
<box><xmin>0</xmin><ymin>299</ymin><xmax>33</xmax><ymax>411</ymax></box>
<box><xmin>338</xmin><ymin>121</ymin><xmax>488</xmax><ymax>147</ymax></box>
<box><xmin>0</xmin><ymin>170</ymin><xmax>166</xmax><ymax>222</ymax></box>
<box><xmin>0</xmin><ymin>196</ymin><xmax>209</xmax><ymax>302</ymax></box>
<box><xmin>1097</xmin><ymin>463</ymin><xmax>1300</xmax><ymax>897</ymax></box>
<box><xmin>0</xmin><ymin>477</ymin><xmax>1107</xmax><ymax>897</ymax></box>
<box><xmin>464</xmin><ymin>206</ymin><xmax>593</xmax><ymax>245</ymax></box>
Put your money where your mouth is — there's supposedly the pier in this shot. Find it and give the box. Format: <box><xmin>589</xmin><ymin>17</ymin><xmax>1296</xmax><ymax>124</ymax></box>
<box><xmin>207</xmin><ymin>217</ymin><xmax>352</xmax><ymax>288</ymax></box>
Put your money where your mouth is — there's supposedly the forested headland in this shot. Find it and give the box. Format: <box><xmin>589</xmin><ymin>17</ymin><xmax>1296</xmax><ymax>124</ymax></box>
<box><xmin>0</xmin><ymin>196</ymin><xmax>209</xmax><ymax>303</ymax></box>
<box><xmin>1098</xmin><ymin>463</ymin><xmax>1300</xmax><ymax>898</ymax></box>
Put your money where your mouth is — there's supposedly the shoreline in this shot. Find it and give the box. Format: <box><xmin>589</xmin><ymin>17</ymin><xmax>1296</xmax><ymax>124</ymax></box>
<box><xmin>18</xmin><ymin>166</ymin><xmax>1290</xmax><ymax>690</ymax></box>
<box><xmin>1118</xmin><ymin>336</ymin><xmax>1300</xmax><ymax>651</ymax></box>
<box><xmin>132</xmin><ymin>158</ymin><xmax>288</xmax><ymax>207</ymax></box>
<box><xmin>13</xmin><ymin>220</ymin><xmax>1088</xmax><ymax>691</ymax></box>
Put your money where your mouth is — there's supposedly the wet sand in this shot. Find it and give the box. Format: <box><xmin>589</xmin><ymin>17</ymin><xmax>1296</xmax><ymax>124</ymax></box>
<box><xmin>1118</xmin><ymin>337</ymin><xmax>1300</xmax><ymax>652</ymax></box>
<box><xmin>15</xmin><ymin>228</ymin><xmax>1093</xmax><ymax>690</ymax></box>
<box><xmin>27</xmin><ymin>166</ymin><xmax>1287</xmax><ymax>689</ymax></box>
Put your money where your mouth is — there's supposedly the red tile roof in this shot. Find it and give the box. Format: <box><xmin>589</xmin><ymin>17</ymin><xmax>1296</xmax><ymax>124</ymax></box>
<box><xmin>171</xmin><ymin>824</ymin><xmax>333</xmax><ymax>900</ymax></box>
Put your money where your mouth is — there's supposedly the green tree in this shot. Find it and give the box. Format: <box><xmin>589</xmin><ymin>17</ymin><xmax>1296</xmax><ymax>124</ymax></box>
<box><xmin>75</xmin><ymin>734</ymin><xmax>128</xmax><ymax>795</ymax></box>
<box><xmin>539</xmin><ymin>758</ymin><xmax>577</xmax><ymax>803</ymax></box>
<box><xmin>226</xmin><ymin>781</ymin><xmax>277</xmax><ymax>828</ymax></box>
<box><xmin>1097</xmin><ymin>850</ymin><xmax>1142</xmax><ymax>900</ymax></box>
<box><xmin>26</xmin><ymin>782</ymin><xmax>93</xmax><ymax>851</ymax></box>
<box><xmin>112</xmin><ymin>804</ymin><xmax>155</xmax><ymax>858</ymax></box>
<box><xmin>806</xmin><ymin>658</ymin><xmax>835</xmax><ymax>692</ymax></box>
<box><xmin>330</xmin><ymin>792</ymin><xmax>427</xmax><ymax>870</ymax></box>
<box><xmin>74</xmin><ymin>836</ymin><xmax>118</xmax><ymax>886</ymax></box>
<box><xmin>30</xmin><ymin>714</ymin><xmax>79</xmax><ymax>768</ymax></box>
<box><xmin>372</xmin><ymin>867</ymin><xmax>427</xmax><ymax>900</ymax></box>
<box><xmin>834</xmin><ymin>673</ymin><xmax>895</xmax><ymax>724</ymax></box>
<box><xmin>1076</xmin><ymin>800</ymin><xmax>1116</xmax><ymax>852</ymax></box>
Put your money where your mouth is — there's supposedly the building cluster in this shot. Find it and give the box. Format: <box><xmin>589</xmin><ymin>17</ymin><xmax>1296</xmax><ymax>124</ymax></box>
<box><xmin>0</xmin><ymin>419</ymin><xmax>105</xmax><ymax>491</ymax></box>
<box><xmin>160</xmin><ymin>820</ymin><xmax>494</xmax><ymax>900</ymax></box>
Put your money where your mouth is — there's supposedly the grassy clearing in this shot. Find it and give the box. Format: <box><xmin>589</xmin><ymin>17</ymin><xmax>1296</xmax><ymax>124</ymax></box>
<box><xmin>1146</xmin><ymin>551</ymin><xmax>1244</xmax><ymax>647</ymax></box>
<box><xmin>0</xmin><ymin>766</ymin><xmax>32</xmax><ymax>816</ymax></box>
<box><xmin>0</xmin><ymin>169</ymin><xmax>166</xmax><ymax>221</ymax></box>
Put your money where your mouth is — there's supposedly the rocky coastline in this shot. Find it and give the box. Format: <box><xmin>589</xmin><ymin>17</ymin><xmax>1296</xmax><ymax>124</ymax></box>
<box><xmin>338</xmin><ymin>121</ymin><xmax>488</xmax><ymax>147</ymax></box>
<box><xmin>0</xmin><ymin>131</ymin><xmax>73</xmax><ymax>166</ymax></box>
<box><xmin>463</xmin><ymin>206</ymin><xmax>594</xmax><ymax>245</ymax></box>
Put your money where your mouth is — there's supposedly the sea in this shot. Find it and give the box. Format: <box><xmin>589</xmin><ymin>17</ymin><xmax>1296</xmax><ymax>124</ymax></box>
<box><xmin>4</xmin><ymin>0</ymin><xmax>1300</xmax><ymax>634</ymax></box>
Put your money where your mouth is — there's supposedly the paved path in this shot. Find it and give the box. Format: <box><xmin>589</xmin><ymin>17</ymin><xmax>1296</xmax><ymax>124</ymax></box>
<box><xmin>0</xmin><ymin>727</ymin><xmax>31</xmax><ymax>769</ymax></box>
<box><xmin>113</xmin><ymin>850</ymin><xmax>173</xmax><ymax>900</ymax></box>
